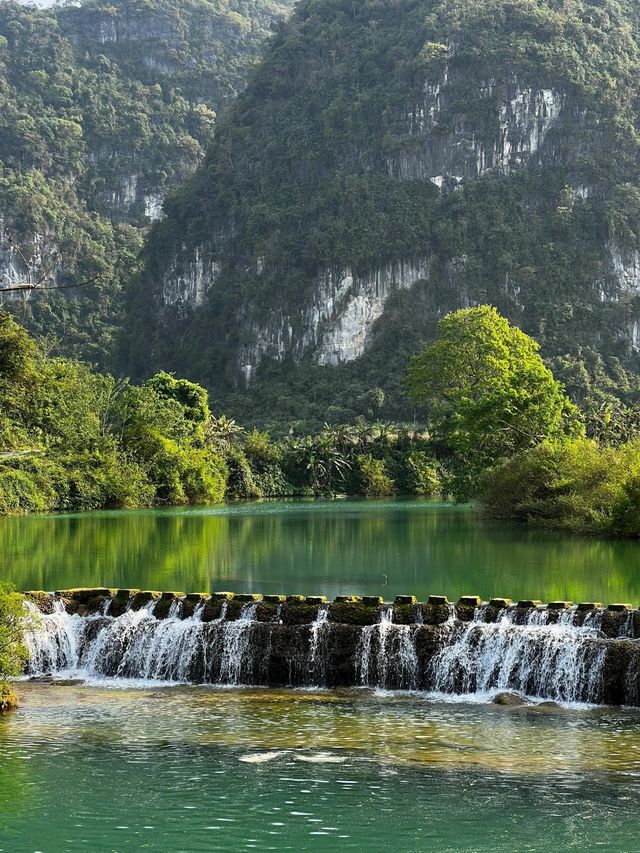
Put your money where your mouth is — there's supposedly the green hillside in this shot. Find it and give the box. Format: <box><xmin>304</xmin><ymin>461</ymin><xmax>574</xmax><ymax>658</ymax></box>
<box><xmin>130</xmin><ymin>0</ymin><xmax>640</xmax><ymax>431</ymax></box>
<box><xmin>0</xmin><ymin>0</ymin><xmax>290</xmax><ymax>365</ymax></box>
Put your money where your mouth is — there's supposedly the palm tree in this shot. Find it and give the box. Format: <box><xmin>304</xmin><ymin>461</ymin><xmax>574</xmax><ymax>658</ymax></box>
<box><xmin>207</xmin><ymin>415</ymin><xmax>245</xmax><ymax>446</ymax></box>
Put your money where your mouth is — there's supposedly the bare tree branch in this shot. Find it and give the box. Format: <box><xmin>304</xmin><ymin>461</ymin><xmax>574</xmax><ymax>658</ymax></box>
<box><xmin>0</xmin><ymin>275</ymin><xmax>100</xmax><ymax>294</ymax></box>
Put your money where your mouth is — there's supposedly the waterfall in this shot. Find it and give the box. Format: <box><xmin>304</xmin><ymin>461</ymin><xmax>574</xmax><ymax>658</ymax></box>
<box><xmin>219</xmin><ymin>603</ymin><xmax>258</xmax><ymax>685</ymax></box>
<box><xmin>23</xmin><ymin>597</ymin><xmax>621</xmax><ymax>705</ymax></box>
<box><xmin>308</xmin><ymin>605</ymin><xmax>329</xmax><ymax>685</ymax></box>
<box><xmin>429</xmin><ymin>606</ymin><xmax>607</xmax><ymax>703</ymax></box>
<box><xmin>618</xmin><ymin>611</ymin><xmax>635</xmax><ymax>639</ymax></box>
<box><xmin>25</xmin><ymin>598</ymin><xmax>235</xmax><ymax>684</ymax></box>
<box><xmin>25</xmin><ymin>600</ymin><xmax>82</xmax><ymax>674</ymax></box>
<box><xmin>356</xmin><ymin>606</ymin><xmax>418</xmax><ymax>690</ymax></box>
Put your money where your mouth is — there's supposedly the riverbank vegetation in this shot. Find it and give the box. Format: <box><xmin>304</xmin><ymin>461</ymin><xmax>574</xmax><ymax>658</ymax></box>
<box><xmin>0</xmin><ymin>311</ymin><xmax>440</xmax><ymax>514</ymax></box>
<box><xmin>0</xmin><ymin>584</ymin><xmax>28</xmax><ymax>712</ymax></box>
<box><xmin>1</xmin><ymin>307</ymin><xmax>639</xmax><ymax>536</ymax></box>
<box><xmin>405</xmin><ymin>307</ymin><xmax>640</xmax><ymax>537</ymax></box>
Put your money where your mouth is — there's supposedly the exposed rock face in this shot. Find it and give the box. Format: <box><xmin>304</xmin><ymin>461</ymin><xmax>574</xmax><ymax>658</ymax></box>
<box><xmin>236</xmin><ymin>259</ymin><xmax>432</xmax><ymax>381</ymax></box>
<box><xmin>0</xmin><ymin>220</ymin><xmax>58</xmax><ymax>302</ymax></box>
<box><xmin>138</xmin><ymin>0</ymin><xmax>640</xmax><ymax>405</ymax></box>
<box><xmin>388</xmin><ymin>72</ymin><xmax>564</xmax><ymax>182</ymax></box>
<box><xmin>162</xmin><ymin>249</ymin><xmax>221</xmax><ymax>307</ymax></box>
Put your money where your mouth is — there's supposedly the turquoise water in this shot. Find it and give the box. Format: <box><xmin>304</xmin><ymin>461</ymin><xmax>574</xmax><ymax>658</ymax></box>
<box><xmin>3</xmin><ymin>500</ymin><xmax>640</xmax><ymax>851</ymax></box>
<box><xmin>2</xmin><ymin>684</ymin><xmax>640</xmax><ymax>852</ymax></box>
<box><xmin>1</xmin><ymin>499</ymin><xmax>640</xmax><ymax>603</ymax></box>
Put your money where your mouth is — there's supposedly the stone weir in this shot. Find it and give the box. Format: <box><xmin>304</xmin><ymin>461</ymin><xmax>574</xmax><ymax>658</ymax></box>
<box><xmin>23</xmin><ymin>590</ymin><xmax>640</xmax><ymax>706</ymax></box>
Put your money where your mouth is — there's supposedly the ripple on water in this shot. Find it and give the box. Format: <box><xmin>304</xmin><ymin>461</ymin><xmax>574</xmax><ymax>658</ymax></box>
<box><xmin>2</xmin><ymin>684</ymin><xmax>640</xmax><ymax>851</ymax></box>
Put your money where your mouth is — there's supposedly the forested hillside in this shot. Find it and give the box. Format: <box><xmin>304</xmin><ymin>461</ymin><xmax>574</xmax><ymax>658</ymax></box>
<box><xmin>0</xmin><ymin>0</ymin><xmax>290</xmax><ymax>364</ymax></box>
<box><xmin>130</xmin><ymin>0</ymin><xmax>640</xmax><ymax>432</ymax></box>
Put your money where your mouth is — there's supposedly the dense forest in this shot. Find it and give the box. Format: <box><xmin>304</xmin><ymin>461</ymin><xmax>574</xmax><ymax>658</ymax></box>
<box><xmin>0</xmin><ymin>310</ymin><xmax>440</xmax><ymax>515</ymax></box>
<box><xmin>128</xmin><ymin>0</ymin><xmax>640</xmax><ymax>432</ymax></box>
<box><xmin>3</xmin><ymin>0</ymin><xmax>640</xmax><ymax>436</ymax></box>
<box><xmin>0</xmin><ymin>0</ymin><xmax>290</xmax><ymax>364</ymax></box>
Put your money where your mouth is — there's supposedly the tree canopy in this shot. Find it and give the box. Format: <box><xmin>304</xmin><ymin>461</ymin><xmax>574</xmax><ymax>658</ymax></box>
<box><xmin>405</xmin><ymin>306</ymin><xmax>583</xmax><ymax>498</ymax></box>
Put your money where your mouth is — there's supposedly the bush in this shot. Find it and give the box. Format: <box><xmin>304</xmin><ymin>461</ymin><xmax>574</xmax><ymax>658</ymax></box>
<box><xmin>224</xmin><ymin>446</ymin><xmax>261</xmax><ymax>499</ymax></box>
<box><xmin>0</xmin><ymin>468</ymin><xmax>51</xmax><ymax>514</ymax></box>
<box><xmin>0</xmin><ymin>583</ymin><xmax>30</xmax><ymax>710</ymax></box>
<box><xmin>357</xmin><ymin>454</ymin><xmax>394</xmax><ymax>497</ymax></box>
<box><xmin>242</xmin><ymin>429</ymin><xmax>291</xmax><ymax>496</ymax></box>
<box><xmin>405</xmin><ymin>450</ymin><xmax>441</xmax><ymax>496</ymax></box>
<box><xmin>480</xmin><ymin>438</ymin><xmax>640</xmax><ymax>536</ymax></box>
<box><xmin>182</xmin><ymin>447</ymin><xmax>228</xmax><ymax>504</ymax></box>
<box><xmin>0</xmin><ymin>682</ymin><xmax>18</xmax><ymax>713</ymax></box>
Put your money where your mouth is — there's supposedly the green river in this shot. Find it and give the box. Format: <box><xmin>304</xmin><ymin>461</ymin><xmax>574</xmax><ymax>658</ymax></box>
<box><xmin>1</xmin><ymin>499</ymin><xmax>640</xmax><ymax>851</ymax></box>
<box><xmin>1</xmin><ymin>498</ymin><xmax>639</xmax><ymax>602</ymax></box>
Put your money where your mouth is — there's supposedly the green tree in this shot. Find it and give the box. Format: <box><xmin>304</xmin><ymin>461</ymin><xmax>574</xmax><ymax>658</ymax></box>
<box><xmin>405</xmin><ymin>306</ymin><xmax>583</xmax><ymax>500</ymax></box>
<box><xmin>0</xmin><ymin>584</ymin><xmax>30</xmax><ymax>712</ymax></box>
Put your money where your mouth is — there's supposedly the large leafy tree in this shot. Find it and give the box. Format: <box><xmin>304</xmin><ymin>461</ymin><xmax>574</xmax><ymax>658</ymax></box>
<box><xmin>405</xmin><ymin>306</ymin><xmax>583</xmax><ymax>499</ymax></box>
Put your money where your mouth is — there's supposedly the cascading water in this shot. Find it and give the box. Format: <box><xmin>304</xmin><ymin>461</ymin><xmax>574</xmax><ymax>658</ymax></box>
<box><xmin>429</xmin><ymin>606</ymin><xmax>607</xmax><ymax>703</ymax></box>
<box><xmin>219</xmin><ymin>603</ymin><xmax>258</xmax><ymax>684</ymax></box>
<box><xmin>24</xmin><ymin>596</ymin><xmax>628</xmax><ymax>705</ymax></box>
<box><xmin>26</xmin><ymin>598</ymin><xmax>235</xmax><ymax>684</ymax></box>
<box><xmin>356</xmin><ymin>606</ymin><xmax>418</xmax><ymax>690</ymax></box>
<box><xmin>619</xmin><ymin>611</ymin><xmax>635</xmax><ymax>639</ymax></box>
<box><xmin>308</xmin><ymin>605</ymin><xmax>329</xmax><ymax>685</ymax></box>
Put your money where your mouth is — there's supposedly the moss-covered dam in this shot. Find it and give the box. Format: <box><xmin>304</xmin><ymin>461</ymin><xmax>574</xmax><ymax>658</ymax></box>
<box><xmin>24</xmin><ymin>589</ymin><xmax>640</xmax><ymax>706</ymax></box>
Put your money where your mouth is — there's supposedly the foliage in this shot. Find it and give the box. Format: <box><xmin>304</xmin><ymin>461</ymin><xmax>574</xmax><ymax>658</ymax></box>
<box><xmin>0</xmin><ymin>0</ymin><xmax>289</xmax><ymax>367</ymax></box>
<box><xmin>480</xmin><ymin>438</ymin><xmax>640</xmax><ymax>537</ymax></box>
<box><xmin>0</xmin><ymin>312</ymin><xmax>227</xmax><ymax>512</ymax></box>
<box><xmin>0</xmin><ymin>681</ymin><xmax>17</xmax><ymax>712</ymax></box>
<box><xmin>356</xmin><ymin>454</ymin><xmax>395</xmax><ymax>497</ymax></box>
<box><xmin>405</xmin><ymin>450</ymin><xmax>441</xmax><ymax>496</ymax></box>
<box><xmin>405</xmin><ymin>306</ymin><xmax>583</xmax><ymax>499</ymax></box>
<box><xmin>0</xmin><ymin>313</ymin><xmax>446</xmax><ymax>512</ymax></box>
<box><xmin>0</xmin><ymin>583</ymin><xmax>29</xmax><ymax>707</ymax></box>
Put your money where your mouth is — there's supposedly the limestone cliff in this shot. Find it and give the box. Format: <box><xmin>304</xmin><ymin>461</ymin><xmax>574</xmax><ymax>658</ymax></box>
<box><xmin>132</xmin><ymin>0</ymin><xmax>640</xmax><ymax>422</ymax></box>
<box><xmin>0</xmin><ymin>0</ymin><xmax>291</xmax><ymax>362</ymax></box>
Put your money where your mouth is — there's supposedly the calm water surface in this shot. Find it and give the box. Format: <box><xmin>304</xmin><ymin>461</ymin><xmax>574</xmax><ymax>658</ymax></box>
<box><xmin>1</xmin><ymin>684</ymin><xmax>640</xmax><ymax>852</ymax></box>
<box><xmin>1</xmin><ymin>499</ymin><xmax>639</xmax><ymax>602</ymax></box>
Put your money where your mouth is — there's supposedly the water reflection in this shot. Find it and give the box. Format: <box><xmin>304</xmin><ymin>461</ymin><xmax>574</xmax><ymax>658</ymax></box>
<box><xmin>1</xmin><ymin>499</ymin><xmax>640</xmax><ymax>602</ymax></box>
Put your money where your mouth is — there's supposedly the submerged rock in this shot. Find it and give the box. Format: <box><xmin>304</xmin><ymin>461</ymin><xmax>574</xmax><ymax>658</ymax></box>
<box><xmin>295</xmin><ymin>752</ymin><xmax>346</xmax><ymax>764</ymax></box>
<box><xmin>238</xmin><ymin>751</ymin><xmax>287</xmax><ymax>764</ymax></box>
<box><xmin>492</xmin><ymin>692</ymin><xmax>526</xmax><ymax>706</ymax></box>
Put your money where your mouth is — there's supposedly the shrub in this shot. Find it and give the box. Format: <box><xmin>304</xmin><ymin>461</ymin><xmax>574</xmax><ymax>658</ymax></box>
<box><xmin>480</xmin><ymin>438</ymin><xmax>640</xmax><ymax>536</ymax></box>
<box><xmin>182</xmin><ymin>447</ymin><xmax>228</xmax><ymax>504</ymax></box>
<box><xmin>0</xmin><ymin>583</ymin><xmax>31</xmax><ymax>711</ymax></box>
<box><xmin>405</xmin><ymin>450</ymin><xmax>441</xmax><ymax>496</ymax></box>
<box><xmin>357</xmin><ymin>454</ymin><xmax>395</xmax><ymax>497</ymax></box>
<box><xmin>0</xmin><ymin>682</ymin><xmax>18</xmax><ymax>713</ymax></box>
<box><xmin>224</xmin><ymin>446</ymin><xmax>261</xmax><ymax>499</ymax></box>
<box><xmin>0</xmin><ymin>468</ymin><xmax>51</xmax><ymax>514</ymax></box>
